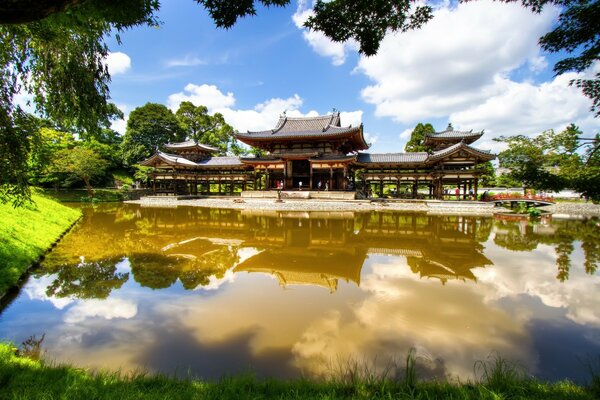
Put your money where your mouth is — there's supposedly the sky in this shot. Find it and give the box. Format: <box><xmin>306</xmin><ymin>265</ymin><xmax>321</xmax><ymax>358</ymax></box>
<box><xmin>103</xmin><ymin>0</ymin><xmax>599</xmax><ymax>154</ymax></box>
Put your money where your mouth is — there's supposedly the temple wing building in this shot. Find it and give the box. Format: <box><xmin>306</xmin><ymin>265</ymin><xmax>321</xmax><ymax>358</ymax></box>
<box><xmin>140</xmin><ymin>114</ymin><xmax>495</xmax><ymax>199</ymax></box>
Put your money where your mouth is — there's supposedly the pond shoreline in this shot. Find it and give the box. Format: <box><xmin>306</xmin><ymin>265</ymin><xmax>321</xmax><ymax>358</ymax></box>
<box><xmin>126</xmin><ymin>196</ymin><xmax>600</xmax><ymax>217</ymax></box>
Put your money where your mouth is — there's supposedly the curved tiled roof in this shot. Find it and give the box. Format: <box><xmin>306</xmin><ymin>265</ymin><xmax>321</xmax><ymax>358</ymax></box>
<box><xmin>356</xmin><ymin>152</ymin><xmax>428</xmax><ymax>164</ymax></box>
<box><xmin>427</xmin><ymin>142</ymin><xmax>495</xmax><ymax>162</ymax></box>
<box><xmin>140</xmin><ymin>152</ymin><xmax>245</xmax><ymax>168</ymax></box>
<box><xmin>164</xmin><ymin>140</ymin><xmax>218</xmax><ymax>152</ymax></box>
<box><xmin>140</xmin><ymin>151</ymin><xmax>198</xmax><ymax>167</ymax></box>
<box><xmin>424</xmin><ymin>128</ymin><xmax>483</xmax><ymax>145</ymax></box>
<box><xmin>235</xmin><ymin>112</ymin><xmax>369</xmax><ymax>151</ymax></box>
<box><xmin>196</xmin><ymin>156</ymin><xmax>244</xmax><ymax>167</ymax></box>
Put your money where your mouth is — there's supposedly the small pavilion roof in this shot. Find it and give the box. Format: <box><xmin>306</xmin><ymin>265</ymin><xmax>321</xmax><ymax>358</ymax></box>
<box><xmin>139</xmin><ymin>151</ymin><xmax>245</xmax><ymax>168</ymax></box>
<box><xmin>427</xmin><ymin>142</ymin><xmax>495</xmax><ymax>162</ymax></box>
<box><xmin>140</xmin><ymin>151</ymin><xmax>198</xmax><ymax>167</ymax></box>
<box><xmin>164</xmin><ymin>140</ymin><xmax>218</xmax><ymax>152</ymax></box>
<box><xmin>235</xmin><ymin>112</ymin><xmax>369</xmax><ymax>151</ymax></box>
<box><xmin>424</xmin><ymin>125</ymin><xmax>483</xmax><ymax>146</ymax></box>
<box><xmin>356</xmin><ymin>142</ymin><xmax>494</xmax><ymax>166</ymax></box>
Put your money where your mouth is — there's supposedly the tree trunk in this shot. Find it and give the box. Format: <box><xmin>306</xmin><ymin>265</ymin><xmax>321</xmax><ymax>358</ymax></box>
<box><xmin>83</xmin><ymin>176</ymin><xmax>94</xmax><ymax>198</ymax></box>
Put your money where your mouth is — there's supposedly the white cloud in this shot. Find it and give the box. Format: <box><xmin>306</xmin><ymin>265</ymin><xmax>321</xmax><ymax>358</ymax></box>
<box><xmin>292</xmin><ymin>1</ymin><xmax>358</xmax><ymax>66</ymax></box>
<box><xmin>167</xmin><ymin>83</ymin><xmax>236</xmax><ymax>111</ymax></box>
<box><xmin>354</xmin><ymin>1</ymin><xmax>600</xmax><ymax>142</ymax></box>
<box><xmin>450</xmin><ymin>71</ymin><xmax>599</xmax><ymax>140</ymax></box>
<box><xmin>110</xmin><ymin>104</ymin><xmax>130</xmax><ymax>134</ymax></box>
<box><xmin>340</xmin><ymin>110</ymin><xmax>362</xmax><ymax>127</ymax></box>
<box><xmin>165</xmin><ymin>55</ymin><xmax>207</xmax><ymax>68</ymax></box>
<box><xmin>105</xmin><ymin>52</ymin><xmax>131</xmax><ymax>75</ymax></box>
<box><xmin>64</xmin><ymin>298</ymin><xmax>138</xmax><ymax>324</ymax></box>
<box><xmin>167</xmin><ymin>83</ymin><xmax>363</xmax><ymax>133</ymax></box>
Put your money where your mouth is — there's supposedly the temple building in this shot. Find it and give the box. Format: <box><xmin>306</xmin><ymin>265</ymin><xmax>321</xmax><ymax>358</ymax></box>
<box><xmin>140</xmin><ymin>112</ymin><xmax>495</xmax><ymax>199</ymax></box>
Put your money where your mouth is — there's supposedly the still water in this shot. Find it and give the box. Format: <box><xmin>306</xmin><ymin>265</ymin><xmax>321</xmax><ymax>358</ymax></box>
<box><xmin>1</xmin><ymin>204</ymin><xmax>599</xmax><ymax>382</ymax></box>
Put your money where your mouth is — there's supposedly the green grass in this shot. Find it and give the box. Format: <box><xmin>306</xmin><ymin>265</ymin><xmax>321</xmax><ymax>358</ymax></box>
<box><xmin>0</xmin><ymin>192</ymin><xmax>81</xmax><ymax>295</ymax></box>
<box><xmin>0</xmin><ymin>343</ymin><xmax>595</xmax><ymax>400</ymax></box>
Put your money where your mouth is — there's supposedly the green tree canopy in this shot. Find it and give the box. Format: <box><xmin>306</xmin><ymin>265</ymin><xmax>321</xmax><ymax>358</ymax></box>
<box><xmin>404</xmin><ymin>122</ymin><xmax>435</xmax><ymax>152</ymax></box>
<box><xmin>496</xmin><ymin>124</ymin><xmax>600</xmax><ymax>200</ymax></box>
<box><xmin>121</xmin><ymin>103</ymin><xmax>184</xmax><ymax>165</ymax></box>
<box><xmin>175</xmin><ymin>101</ymin><xmax>242</xmax><ymax>156</ymax></box>
<box><xmin>1</xmin><ymin>0</ymin><xmax>598</xmax><ymax>205</ymax></box>
<box><xmin>51</xmin><ymin>147</ymin><xmax>109</xmax><ymax>197</ymax></box>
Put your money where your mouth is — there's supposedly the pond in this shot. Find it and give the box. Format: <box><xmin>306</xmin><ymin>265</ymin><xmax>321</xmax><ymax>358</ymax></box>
<box><xmin>0</xmin><ymin>204</ymin><xmax>599</xmax><ymax>383</ymax></box>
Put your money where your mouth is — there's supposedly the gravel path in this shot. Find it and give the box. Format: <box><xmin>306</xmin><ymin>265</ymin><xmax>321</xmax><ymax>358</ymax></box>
<box><xmin>126</xmin><ymin>197</ymin><xmax>600</xmax><ymax>217</ymax></box>
<box><xmin>539</xmin><ymin>202</ymin><xmax>600</xmax><ymax>217</ymax></box>
<box><xmin>127</xmin><ymin>197</ymin><xmax>500</xmax><ymax>216</ymax></box>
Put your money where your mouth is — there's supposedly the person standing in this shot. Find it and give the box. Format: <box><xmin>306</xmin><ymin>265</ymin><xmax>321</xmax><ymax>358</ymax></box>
<box><xmin>299</xmin><ymin>181</ymin><xmax>302</xmax><ymax>191</ymax></box>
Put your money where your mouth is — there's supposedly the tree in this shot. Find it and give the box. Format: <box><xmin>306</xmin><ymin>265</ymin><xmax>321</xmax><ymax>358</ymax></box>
<box><xmin>2</xmin><ymin>0</ymin><xmax>597</xmax><ymax>205</ymax></box>
<box><xmin>537</xmin><ymin>0</ymin><xmax>600</xmax><ymax>116</ymax></box>
<box><xmin>175</xmin><ymin>101</ymin><xmax>241</xmax><ymax>156</ymax></box>
<box><xmin>478</xmin><ymin>161</ymin><xmax>496</xmax><ymax>187</ymax></box>
<box><xmin>121</xmin><ymin>103</ymin><xmax>184</xmax><ymax>166</ymax></box>
<box><xmin>496</xmin><ymin>124</ymin><xmax>600</xmax><ymax>200</ymax></box>
<box><xmin>0</xmin><ymin>0</ymin><xmax>158</xmax><ymax>204</ymax></box>
<box><xmin>404</xmin><ymin>122</ymin><xmax>435</xmax><ymax>152</ymax></box>
<box><xmin>51</xmin><ymin>147</ymin><xmax>109</xmax><ymax>197</ymax></box>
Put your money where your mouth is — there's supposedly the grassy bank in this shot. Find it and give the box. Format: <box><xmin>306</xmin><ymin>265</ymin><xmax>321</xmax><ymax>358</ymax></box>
<box><xmin>0</xmin><ymin>343</ymin><xmax>596</xmax><ymax>400</ymax></box>
<box><xmin>40</xmin><ymin>188</ymin><xmax>148</xmax><ymax>203</ymax></box>
<box><xmin>0</xmin><ymin>193</ymin><xmax>81</xmax><ymax>295</ymax></box>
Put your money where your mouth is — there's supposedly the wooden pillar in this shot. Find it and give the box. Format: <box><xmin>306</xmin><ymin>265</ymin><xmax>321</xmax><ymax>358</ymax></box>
<box><xmin>329</xmin><ymin>167</ymin><xmax>333</xmax><ymax>190</ymax></box>
<box><xmin>379</xmin><ymin>179</ymin><xmax>384</xmax><ymax>197</ymax></box>
<box><xmin>230</xmin><ymin>179</ymin><xmax>234</xmax><ymax>195</ymax></box>
<box><xmin>152</xmin><ymin>177</ymin><xmax>156</xmax><ymax>195</ymax></box>
<box><xmin>218</xmin><ymin>179</ymin><xmax>221</xmax><ymax>194</ymax></box>
<box><xmin>343</xmin><ymin>166</ymin><xmax>348</xmax><ymax>190</ymax></box>
<box><xmin>265</xmin><ymin>168</ymin><xmax>270</xmax><ymax>190</ymax></box>
<box><xmin>412</xmin><ymin>180</ymin><xmax>418</xmax><ymax>198</ymax></box>
<box><xmin>474</xmin><ymin>178</ymin><xmax>479</xmax><ymax>199</ymax></box>
<box><xmin>463</xmin><ymin>181</ymin><xmax>467</xmax><ymax>200</ymax></box>
<box><xmin>309</xmin><ymin>163</ymin><xmax>313</xmax><ymax>190</ymax></box>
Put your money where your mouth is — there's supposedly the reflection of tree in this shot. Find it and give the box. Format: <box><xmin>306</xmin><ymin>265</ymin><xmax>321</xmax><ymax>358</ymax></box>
<box><xmin>555</xmin><ymin>235</ymin><xmax>574</xmax><ymax>282</ymax></box>
<box><xmin>129</xmin><ymin>247</ymin><xmax>240</xmax><ymax>290</ymax></box>
<box><xmin>493</xmin><ymin>222</ymin><xmax>539</xmax><ymax>252</ymax></box>
<box><xmin>493</xmin><ymin>218</ymin><xmax>600</xmax><ymax>281</ymax></box>
<box><xmin>179</xmin><ymin>247</ymin><xmax>239</xmax><ymax>289</ymax></box>
<box><xmin>38</xmin><ymin>256</ymin><xmax>128</xmax><ymax>299</ymax></box>
<box><xmin>129</xmin><ymin>254</ymin><xmax>181</xmax><ymax>289</ymax></box>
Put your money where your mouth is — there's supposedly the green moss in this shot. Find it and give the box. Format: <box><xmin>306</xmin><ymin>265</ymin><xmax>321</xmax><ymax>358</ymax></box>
<box><xmin>0</xmin><ymin>343</ymin><xmax>596</xmax><ymax>400</ymax></box>
<box><xmin>0</xmin><ymin>193</ymin><xmax>81</xmax><ymax>295</ymax></box>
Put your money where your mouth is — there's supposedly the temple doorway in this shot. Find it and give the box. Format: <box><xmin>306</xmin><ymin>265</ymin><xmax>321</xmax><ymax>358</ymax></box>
<box><xmin>291</xmin><ymin>159</ymin><xmax>310</xmax><ymax>189</ymax></box>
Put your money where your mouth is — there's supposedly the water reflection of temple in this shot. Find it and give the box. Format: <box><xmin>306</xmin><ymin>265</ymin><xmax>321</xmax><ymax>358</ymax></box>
<box><xmin>41</xmin><ymin>205</ymin><xmax>494</xmax><ymax>294</ymax></box>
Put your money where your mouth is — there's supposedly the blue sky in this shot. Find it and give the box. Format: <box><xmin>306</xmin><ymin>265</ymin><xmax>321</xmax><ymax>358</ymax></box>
<box><xmin>104</xmin><ymin>0</ymin><xmax>599</xmax><ymax>153</ymax></box>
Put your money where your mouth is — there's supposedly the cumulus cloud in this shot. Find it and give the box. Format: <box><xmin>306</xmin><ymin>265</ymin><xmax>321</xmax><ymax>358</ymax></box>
<box><xmin>167</xmin><ymin>83</ymin><xmax>363</xmax><ymax>133</ymax></box>
<box><xmin>167</xmin><ymin>83</ymin><xmax>235</xmax><ymax>111</ymax></box>
<box><xmin>64</xmin><ymin>298</ymin><xmax>138</xmax><ymax>324</ymax></box>
<box><xmin>354</xmin><ymin>0</ymin><xmax>600</xmax><ymax>143</ymax></box>
<box><xmin>105</xmin><ymin>52</ymin><xmax>132</xmax><ymax>75</ymax></box>
<box><xmin>292</xmin><ymin>0</ymin><xmax>358</xmax><ymax>66</ymax></box>
<box><xmin>165</xmin><ymin>55</ymin><xmax>207</xmax><ymax>68</ymax></box>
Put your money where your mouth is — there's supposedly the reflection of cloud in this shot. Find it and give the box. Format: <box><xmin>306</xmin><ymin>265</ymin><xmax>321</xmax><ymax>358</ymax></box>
<box><xmin>477</xmin><ymin>243</ymin><xmax>600</xmax><ymax>326</ymax></box>
<box><xmin>291</xmin><ymin>259</ymin><xmax>532</xmax><ymax>378</ymax></box>
<box><xmin>24</xmin><ymin>275</ymin><xmax>74</xmax><ymax>310</ymax></box>
<box><xmin>194</xmin><ymin>269</ymin><xmax>236</xmax><ymax>291</ymax></box>
<box><xmin>64</xmin><ymin>298</ymin><xmax>137</xmax><ymax>324</ymax></box>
